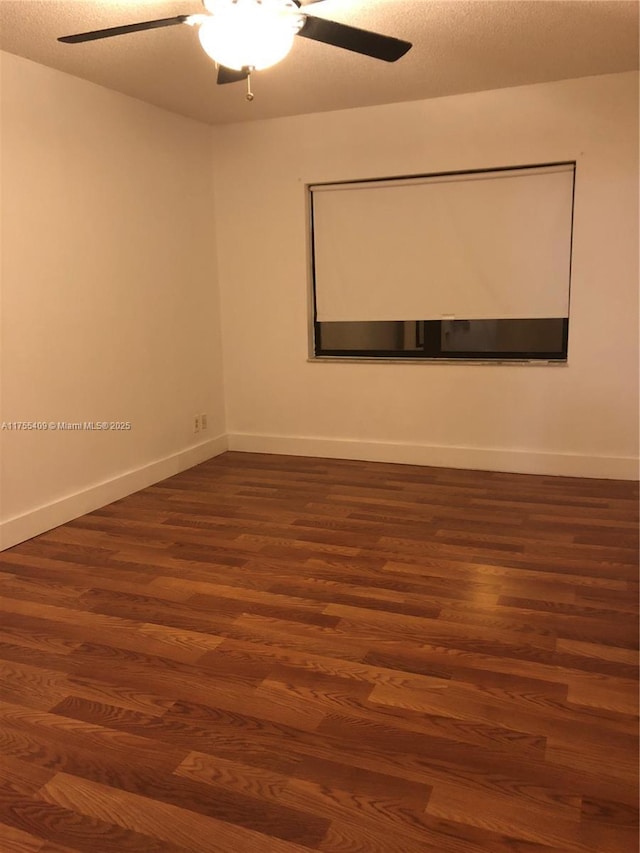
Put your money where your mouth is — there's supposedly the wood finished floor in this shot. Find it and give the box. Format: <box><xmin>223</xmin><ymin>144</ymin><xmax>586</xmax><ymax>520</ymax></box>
<box><xmin>0</xmin><ymin>452</ymin><xmax>638</xmax><ymax>853</ymax></box>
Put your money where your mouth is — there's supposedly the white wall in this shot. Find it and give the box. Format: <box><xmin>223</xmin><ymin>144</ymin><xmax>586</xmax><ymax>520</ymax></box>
<box><xmin>1</xmin><ymin>66</ymin><xmax>637</xmax><ymax>552</ymax></box>
<box><xmin>0</xmin><ymin>52</ymin><xmax>226</xmax><ymax>549</ymax></box>
<box><xmin>213</xmin><ymin>72</ymin><xmax>639</xmax><ymax>479</ymax></box>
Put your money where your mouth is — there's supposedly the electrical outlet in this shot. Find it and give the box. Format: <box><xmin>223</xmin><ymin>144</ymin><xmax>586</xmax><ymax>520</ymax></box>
<box><xmin>193</xmin><ymin>414</ymin><xmax>201</xmax><ymax>433</ymax></box>
<box><xmin>201</xmin><ymin>413</ymin><xmax>208</xmax><ymax>431</ymax></box>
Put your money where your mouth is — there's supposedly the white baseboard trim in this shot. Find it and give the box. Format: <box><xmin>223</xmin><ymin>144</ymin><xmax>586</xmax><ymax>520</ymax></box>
<box><xmin>227</xmin><ymin>432</ymin><xmax>639</xmax><ymax>481</ymax></box>
<box><xmin>3</xmin><ymin>431</ymin><xmax>636</xmax><ymax>551</ymax></box>
<box><xmin>0</xmin><ymin>434</ymin><xmax>228</xmax><ymax>551</ymax></box>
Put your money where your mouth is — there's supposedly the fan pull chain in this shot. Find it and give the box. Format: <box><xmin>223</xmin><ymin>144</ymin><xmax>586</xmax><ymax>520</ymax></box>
<box><xmin>246</xmin><ymin>70</ymin><xmax>254</xmax><ymax>102</ymax></box>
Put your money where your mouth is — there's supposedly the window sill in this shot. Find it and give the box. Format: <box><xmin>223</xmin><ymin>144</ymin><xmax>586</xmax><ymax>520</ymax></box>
<box><xmin>308</xmin><ymin>357</ymin><xmax>568</xmax><ymax>366</ymax></box>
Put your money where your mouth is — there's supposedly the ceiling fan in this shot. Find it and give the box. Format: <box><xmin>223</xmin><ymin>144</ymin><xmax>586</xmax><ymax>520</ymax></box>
<box><xmin>58</xmin><ymin>0</ymin><xmax>412</xmax><ymax>97</ymax></box>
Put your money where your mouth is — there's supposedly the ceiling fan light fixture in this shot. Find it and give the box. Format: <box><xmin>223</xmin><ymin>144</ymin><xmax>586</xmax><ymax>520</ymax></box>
<box><xmin>198</xmin><ymin>0</ymin><xmax>303</xmax><ymax>71</ymax></box>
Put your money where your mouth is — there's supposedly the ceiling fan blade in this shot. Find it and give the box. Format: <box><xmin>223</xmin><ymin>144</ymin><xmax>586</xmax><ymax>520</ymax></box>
<box><xmin>58</xmin><ymin>16</ymin><xmax>190</xmax><ymax>44</ymax></box>
<box><xmin>217</xmin><ymin>65</ymin><xmax>250</xmax><ymax>85</ymax></box>
<box><xmin>297</xmin><ymin>16</ymin><xmax>411</xmax><ymax>62</ymax></box>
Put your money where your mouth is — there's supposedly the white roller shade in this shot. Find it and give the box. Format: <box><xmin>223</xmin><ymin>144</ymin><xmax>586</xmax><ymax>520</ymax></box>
<box><xmin>312</xmin><ymin>165</ymin><xmax>574</xmax><ymax>322</ymax></box>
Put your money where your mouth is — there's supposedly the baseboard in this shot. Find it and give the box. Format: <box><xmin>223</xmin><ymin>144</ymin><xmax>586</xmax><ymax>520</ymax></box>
<box><xmin>3</xmin><ymin>431</ymin><xmax>635</xmax><ymax>551</ymax></box>
<box><xmin>227</xmin><ymin>432</ymin><xmax>639</xmax><ymax>481</ymax></box>
<box><xmin>0</xmin><ymin>434</ymin><xmax>228</xmax><ymax>551</ymax></box>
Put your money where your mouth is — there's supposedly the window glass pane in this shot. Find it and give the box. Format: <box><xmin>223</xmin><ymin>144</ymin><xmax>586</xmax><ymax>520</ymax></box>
<box><xmin>315</xmin><ymin>319</ymin><xmax>567</xmax><ymax>359</ymax></box>
<box><xmin>440</xmin><ymin>319</ymin><xmax>566</xmax><ymax>353</ymax></box>
<box><xmin>318</xmin><ymin>322</ymin><xmax>422</xmax><ymax>352</ymax></box>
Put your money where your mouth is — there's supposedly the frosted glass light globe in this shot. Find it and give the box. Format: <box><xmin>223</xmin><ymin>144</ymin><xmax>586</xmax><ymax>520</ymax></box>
<box><xmin>198</xmin><ymin>0</ymin><xmax>302</xmax><ymax>71</ymax></box>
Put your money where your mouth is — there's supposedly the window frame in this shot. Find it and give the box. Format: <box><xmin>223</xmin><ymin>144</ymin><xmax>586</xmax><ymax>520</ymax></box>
<box><xmin>308</xmin><ymin>161</ymin><xmax>576</xmax><ymax>364</ymax></box>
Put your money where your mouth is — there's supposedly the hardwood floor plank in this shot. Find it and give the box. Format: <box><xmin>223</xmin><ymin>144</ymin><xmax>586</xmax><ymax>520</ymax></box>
<box><xmin>0</xmin><ymin>700</ymin><xmax>190</xmax><ymax>775</ymax></box>
<box><xmin>556</xmin><ymin>637</ymin><xmax>640</xmax><ymax>665</ymax></box>
<box><xmin>37</xmin><ymin>773</ymin><xmax>321</xmax><ymax>852</ymax></box>
<box><xmin>424</xmin><ymin>781</ymin><xmax>586</xmax><ymax>851</ymax></box>
<box><xmin>174</xmin><ymin>750</ymin><xmax>292</xmax><ymax>801</ymax></box>
<box><xmin>0</xmin><ymin>755</ymin><xmax>56</xmax><ymax>798</ymax></box>
<box><xmin>43</xmin><ymin>700</ymin><xmax>329</xmax><ymax>846</ymax></box>
<box><xmin>0</xmin><ymin>609</ymin><xmax>224</xmax><ymax>668</ymax></box>
<box><xmin>0</xmin><ymin>783</ymin><xmax>189</xmax><ymax>853</ymax></box>
<box><xmin>0</xmin><ymin>821</ymin><xmax>49</xmax><ymax>853</ymax></box>
<box><xmin>256</xmin><ymin>675</ymin><xmax>547</xmax><ymax>755</ymax></box>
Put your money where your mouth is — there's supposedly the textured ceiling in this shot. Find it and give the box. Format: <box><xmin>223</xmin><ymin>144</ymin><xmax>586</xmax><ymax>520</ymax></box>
<box><xmin>0</xmin><ymin>0</ymin><xmax>638</xmax><ymax>125</ymax></box>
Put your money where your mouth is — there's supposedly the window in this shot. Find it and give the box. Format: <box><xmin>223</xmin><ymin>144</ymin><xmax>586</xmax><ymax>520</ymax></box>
<box><xmin>309</xmin><ymin>163</ymin><xmax>575</xmax><ymax>361</ymax></box>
